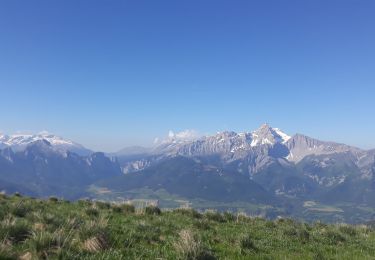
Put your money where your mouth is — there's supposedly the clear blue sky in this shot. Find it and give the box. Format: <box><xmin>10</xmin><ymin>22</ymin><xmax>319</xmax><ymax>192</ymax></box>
<box><xmin>0</xmin><ymin>0</ymin><xmax>374</xmax><ymax>152</ymax></box>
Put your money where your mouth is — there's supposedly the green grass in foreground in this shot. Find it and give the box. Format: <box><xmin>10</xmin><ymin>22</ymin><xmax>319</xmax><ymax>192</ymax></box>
<box><xmin>1</xmin><ymin>193</ymin><xmax>375</xmax><ymax>259</ymax></box>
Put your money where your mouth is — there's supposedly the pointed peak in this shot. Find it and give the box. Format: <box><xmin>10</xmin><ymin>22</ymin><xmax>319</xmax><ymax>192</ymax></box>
<box><xmin>254</xmin><ymin>123</ymin><xmax>282</xmax><ymax>134</ymax></box>
<box><xmin>259</xmin><ymin>123</ymin><xmax>271</xmax><ymax>129</ymax></box>
<box><xmin>253</xmin><ymin>123</ymin><xmax>273</xmax><ymax>134</ymax></box>
<box><xmin>251</xmin><ymin>124</ymin><xmax>291</xmax><ymax>146</ymax></box>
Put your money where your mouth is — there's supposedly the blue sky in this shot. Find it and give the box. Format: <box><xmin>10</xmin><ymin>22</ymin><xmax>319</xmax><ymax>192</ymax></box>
<box><xmin>0</xmin><ymin>0</ymin><xmax>374</xmax><ymax>152</ymax></box>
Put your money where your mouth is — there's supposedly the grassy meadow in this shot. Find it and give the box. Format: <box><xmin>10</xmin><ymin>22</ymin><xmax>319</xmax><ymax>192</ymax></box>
<box><xmin>1</xmin><ymin>193</ymin><xmax>375</xmax><ymax>259</ymax></box>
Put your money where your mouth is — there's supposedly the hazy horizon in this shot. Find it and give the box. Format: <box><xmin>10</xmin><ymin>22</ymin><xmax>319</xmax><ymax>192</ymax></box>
<box><xmin>1</xmin><ymin>1</ymin><xmax>374</xmax><ymax>151</ymax></box>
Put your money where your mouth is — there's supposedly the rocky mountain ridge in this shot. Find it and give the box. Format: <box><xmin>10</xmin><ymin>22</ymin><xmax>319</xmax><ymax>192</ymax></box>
<box><xmin>1</xmin><ymin>125</ymin><xmax>375</xmax><ymax>222</ymax></box>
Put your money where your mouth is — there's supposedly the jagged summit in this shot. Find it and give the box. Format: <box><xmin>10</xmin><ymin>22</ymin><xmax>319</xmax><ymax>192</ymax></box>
<box><xmin>154</xmin><ymin>124</ymin><xmax>290</xmax><ymax>148</ymax></box>
<box><xmin>149</xmin><ymin>124</ymin><xmax>292</xmax><ymax>158</ymax></box>
<box><xmin>119</xmin><ymin>124</ymin><xmax>372</xmax><ymax>178</ymax></box>
<box><xmin>251</xmin><ymin>124</ymin><xmax>291</xmax><ymax>146</ymax></box>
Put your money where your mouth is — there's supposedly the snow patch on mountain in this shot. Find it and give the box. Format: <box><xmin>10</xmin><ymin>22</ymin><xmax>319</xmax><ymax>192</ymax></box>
<box><xmin>273</xmin><ymin>128</ymin><xmax>291</xmax><ymax>143</ymax></box>
<box><xmin>0</xmin><ymin>132</ymin><xmax>91</xmax><ymax>155</ymax></box>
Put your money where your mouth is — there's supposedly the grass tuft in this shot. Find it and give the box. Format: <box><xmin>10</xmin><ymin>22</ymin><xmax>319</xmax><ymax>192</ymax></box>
<box><xmin>0</xmin><ymin>241</ymin><xmax>17</xmax><ymax>260</ymax></box>
<box><xmin>174</xmin><ymin>208</ymin><xmax>202</xmax><ymax>219</ymax></box>
<box><xmin>11</xmin><ymin>203</ymin><xmax>31</xmax><ymax>218</ymax></box>
<box><xmin>121</xmin><ymin>203</ymin><xmax>136</xmax><ymax>214</ymax></box>
<box><xmin>48</xmin><ymin>197</ymin><xmax>59</xmax><ymax>203</ymax></box>
<box><xmin>174</xmin><ymin>229</ymin><xmax>215</xmax><ymax>260</ymax></box>
<box><xmin>94</xmin><ymin>201</ymin><xmax>111</xmax><ymax>210</ymax></box>
<box><xmin>13</xmin><ymin>193</ymin><xmax>22</xmax><ymax>198</ymax></box>
<box><xmin>204</xmin><ymin>210</ymin><xmax>225</xmax><ymax>223</ymax></box>
<box><xmin>82</xmin><ymin>235</ymin><xmax>109</xmax><ymax>253</ymax></box>
<box><xmin>193</xmin><ymin>220</ymin><xmax>211</xmax><ymax>230</ymax></box>
<box><xmin>338</xmin><ymin>224</ymin><xmax>357</xmax><ymax>237</ymax></box>
<box><xmin>145</xmin><ymin>206</ymin><xmax>161</xmax><ymax>215</ymax></box>
<box><xmin>324</xmin><ymin>229</ymin><xmax>346</xmax><ymax>245</ymax></box>
<box><xmin>85</xmin><ymin>207</ymin><xmax>100</xmax><ymax>218</ymax></box>
<box><xmin>239</xmin><ymin>234</ymin><xmax>257</xmax><ymax>254</ymax></box>
<box><xmin>1</xmin><ymin>218</ymin><xmax>31</xmax><ymax>243</ymax></box>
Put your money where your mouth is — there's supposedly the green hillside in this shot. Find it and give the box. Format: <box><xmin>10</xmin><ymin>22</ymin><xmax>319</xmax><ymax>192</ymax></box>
<box><xmin>1</xmin><ymin>193</ymin><xmax>375</xmax><ymax>259</ymax></box>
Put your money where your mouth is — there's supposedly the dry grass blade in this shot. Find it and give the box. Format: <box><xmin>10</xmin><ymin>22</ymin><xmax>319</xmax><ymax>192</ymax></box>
<box><xmin>19</xmin><ymin>251</ymin><xmax>33</xmax><ymax>260</ymax></box>
<box><xmin>174</xmin><ymin>229</ymin><xmax>205</xmax><ymax>259</ymax></box>
<box><xmin>82</xmin><ymin>235</ymin><xmax>108</xmax><ymax>253</ymax></box>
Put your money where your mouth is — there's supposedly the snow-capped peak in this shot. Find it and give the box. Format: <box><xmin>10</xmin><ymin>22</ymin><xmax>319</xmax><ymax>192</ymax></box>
<box><xmin>0</xmin><ymin>132</ymin><xmax>91</xmax><ymax>155</ymax></box>
<box><xmin>250</xmin><ymin>124</ymin><xmax>290</xmax><ymax>147</ymax></box>
<box><xmin>37</xmin><ymin>132</ymin><xmax>76</xmax><ymax>146</ymax></box>
<box><xmin>0</xmin><ymin>133</ymin><xmax>72</xmax><ymax>147</ymax></box>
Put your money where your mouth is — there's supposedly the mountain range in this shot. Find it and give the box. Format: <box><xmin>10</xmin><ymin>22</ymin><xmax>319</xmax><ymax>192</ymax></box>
<box><xmin>1</xmin><ymin>124</ymin><xmax>375</xmax><ymax>223</ymax></box>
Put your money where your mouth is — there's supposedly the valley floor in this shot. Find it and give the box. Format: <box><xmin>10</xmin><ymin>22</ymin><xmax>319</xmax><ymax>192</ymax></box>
<box><xmin>1</xmin><ymin>194</ymin><xmax>375</xmax><ymax>259</ymax></box>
